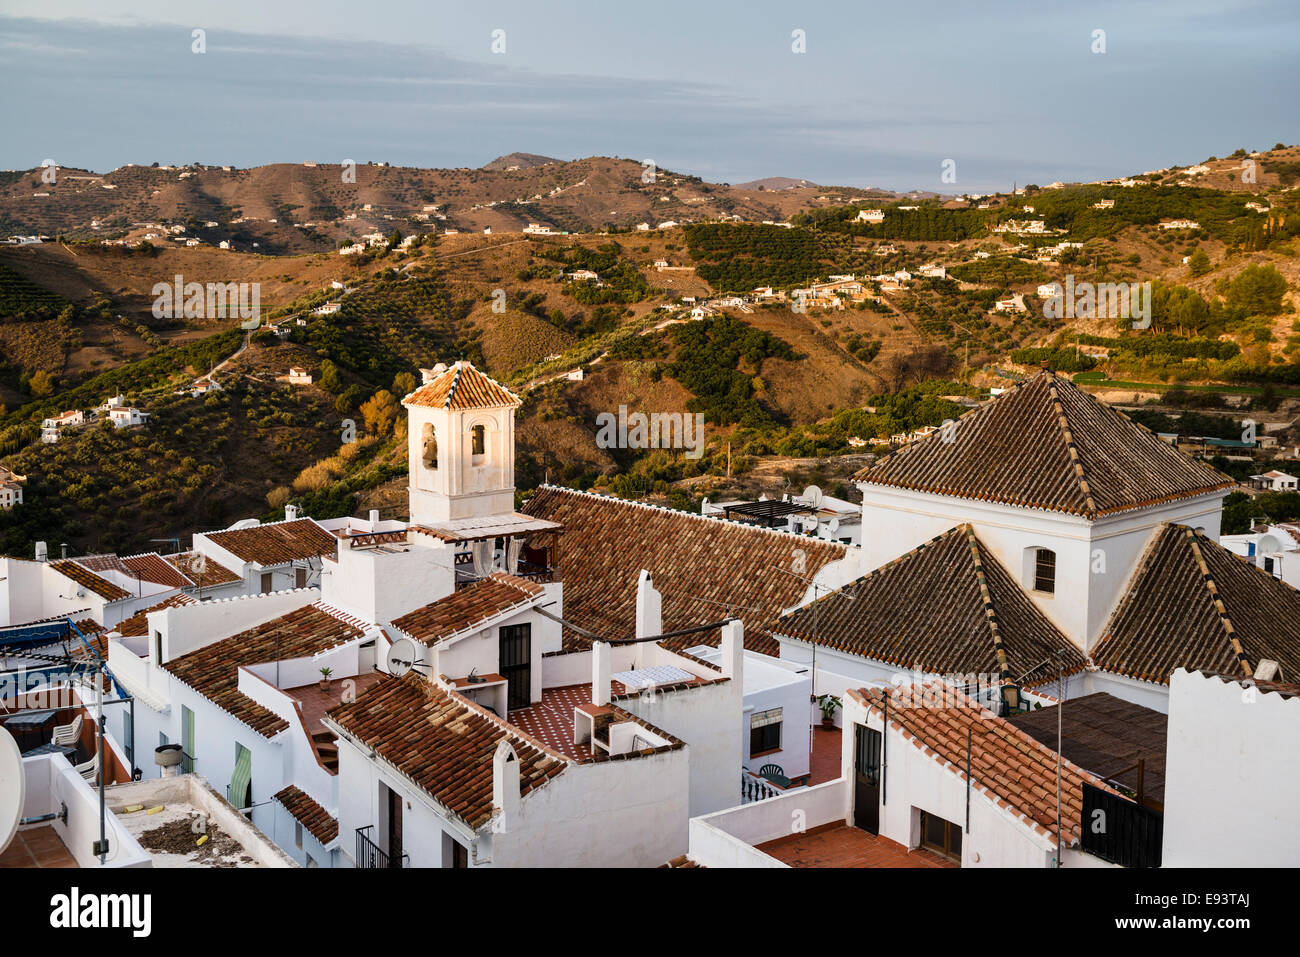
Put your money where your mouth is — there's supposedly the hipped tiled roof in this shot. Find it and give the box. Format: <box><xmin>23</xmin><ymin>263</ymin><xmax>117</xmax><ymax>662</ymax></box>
<box><xmin>204</xmin><ymin>518</ymin><xmax>337</xmax><ymax>567</ymax></box>
<box><xmin>852</xmin><ymin>684</ymin><xmax>1116</xmax><ymax>847</ymax></box>
<box><xmin>165</xmin><ymin>550</ymin><xmax>242</xmax><ymax>587</ymax></box>
<box><xmin>327</xmin><ymin>672</ymin><xmax>567</xmax><ymax>830</ymax></box>
<box><xmin>391</xmin><ymin>573</ymin><xmax>544</xmax><ymax>647</ymax></box>
<box><xmin>775</xmin><ymin>525</ymin><xmax>1085</xmax><ymax>685</ymax></box>
<box><xmin>856</xmin><ymin>370</ymin><xmax>1234</xmax><ymax>518</ymax></box>
<box><xmin>403</xmin><ymin>361</ymin><xmax>521</xmax><ymax>410</ymax></box>
<box><xmin>273</xmin><ymin>785</ymin><xmax>339</xmax><ymax>844</ymax></box>
<box><xmin>49</xmin><ymin>560</ymin><xmax>131</xmax><ymax>602</ymax></box>
<box><xmin>164</xmin><ymin>604</ymin><xmax>364</xmax><ymax>737</ymax></box>
<box><xmin>520</xmin><ymin>486</ymin><xmax>848</xmax><ymax>655</ymax></box>
<box><xmin>1092</xmin><ymin>524</ymin><xmax>1300</xmax><ymax>684</ymax></box>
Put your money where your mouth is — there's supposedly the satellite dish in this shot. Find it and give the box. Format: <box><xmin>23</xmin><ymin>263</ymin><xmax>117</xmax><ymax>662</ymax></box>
<box><xmin>829</xmin><ymin>517</ymin><xmax>840</xmax><ymax>534</ymax></box>
<box><xmin>228</xmin><ymin>518</ymin><xmax>260</xmax><ymax>530</ymax></box>
<box><xmin>0</xmin><ymin>725</ymin><xmax>24</xmax><ymax>856</ymax></box>
<box><xmin>803</xmin><ymin>485</ymin><xmax>824</xmax><ymax>510</ymax></box>
<box><xmin>386</xmin><ymin>637</ymin><xmax>419</xmax><ymax>677</ymax></box>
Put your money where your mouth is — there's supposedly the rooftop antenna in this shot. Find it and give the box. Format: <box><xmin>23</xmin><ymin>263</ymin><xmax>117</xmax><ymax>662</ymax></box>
<box><xmin>771</xmin><ymin>565</ymin><xmax>854</xmax><ymax>775</ymax></box>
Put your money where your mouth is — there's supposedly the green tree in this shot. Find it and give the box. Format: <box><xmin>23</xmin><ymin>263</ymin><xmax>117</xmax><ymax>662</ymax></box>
<box><xmin>319</xmin><ymin>359</ymin><xmax>342</xmax><ymax>393</ymax></box>
<box><xmin>1187</xmin><ymin>248</ymin><xmax>1211</xmax><ymax>277</ymax></box>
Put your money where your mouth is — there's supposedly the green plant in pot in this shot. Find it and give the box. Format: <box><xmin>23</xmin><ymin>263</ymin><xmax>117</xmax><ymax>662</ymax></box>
<box><xmin>816</xmin><ymin>693</ymin><xmax>841</xmax><ymax>729</ymax></box>
<box><xmin>319</xmin><ymin>666</ymin><xmax>334</xmax><ymax>691</ymax></box>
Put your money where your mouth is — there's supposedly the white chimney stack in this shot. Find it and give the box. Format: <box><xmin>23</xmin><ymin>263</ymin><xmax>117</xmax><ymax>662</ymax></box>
<box><xmin>492</xmin><ymin>740</ymin><xmax>521</xmax><ymax>832</ymax></box>
<box><xmin>369</xmin><ymin>509</ymin><xmax>380</xmax><ymax>527</ymax></box>
<box><xmin>35</xmin><ymin>541</ymin><xmax>48</xmax><ymax>562</ymax></box>
<box><xmin>720</xmin><ymin>619</ymin><xmax>744</xmax><ymax>680</ymax></box>
<box><xmin>284</xmin><ymin>503</ymin><xmax>300</xmax><ymax>521</ymax></box>
<box><xmin>592</xmin><ymin>641</ymin><xmax>612</xmax><ymax>707</ymax></box>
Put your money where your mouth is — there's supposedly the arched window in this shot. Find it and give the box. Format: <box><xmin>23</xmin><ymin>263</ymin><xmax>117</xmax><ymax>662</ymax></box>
<box><xmin>471</xmin><ymin>424</ymin><xmax>486</xmax><ymax>457</ymax></box>
<box><xmin>1032</xmin><ymin>548</ymin><xmax>1056</xmax><ymax>594</ymax></box>
<box><xmin>422</xmin><ymin>422</ymin><xmax>438</xmax><ymax>469</ymax></box>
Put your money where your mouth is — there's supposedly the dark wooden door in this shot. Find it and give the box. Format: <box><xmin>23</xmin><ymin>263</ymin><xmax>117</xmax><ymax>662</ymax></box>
<box><xmin>854</xmin><ymin>724</ymin><xmax>882</xmax><ymax>834</ymax></box>
<box><xmin>387</xmin><ymin>785</ymin><xmax>403</xmax><ymax>867</ymax></box>
<box><xmin>499</xmin><ymin>624</ymin><xmax>532</xmax><ymax>711</ymax></box>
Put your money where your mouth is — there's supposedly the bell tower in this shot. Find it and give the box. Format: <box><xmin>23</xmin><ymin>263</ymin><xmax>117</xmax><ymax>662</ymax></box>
<box><xmin>402</xmin><ymin>361</ymin><xmax>521</xmax><ymax>525</ymax></box>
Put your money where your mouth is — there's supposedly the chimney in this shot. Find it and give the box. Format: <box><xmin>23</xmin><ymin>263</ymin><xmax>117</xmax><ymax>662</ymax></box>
<box><xmin>492</xmin><ymin>740</ymin><xmax>520</xmax><ymax>831</ymax></box>
<box><xmin>720</xmin><ymin>618</ymin><xmax>744</xmax><ymax>680</ymax></box>
<box><xmin>592</xmin><ymin>641</ymin><xmax>611</xmax><ymax>707</ymax></box>
<box><xmin>284</xmin><ymin>503</ymin><xmax>300</xmax><ymax>521</ymax></box>
<box><xmin>35</xmin><ymin>541</ymin><xmax>47</xmax><ymax>562</ymax></box>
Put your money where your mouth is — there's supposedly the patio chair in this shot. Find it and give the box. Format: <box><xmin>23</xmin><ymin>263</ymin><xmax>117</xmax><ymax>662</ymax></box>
<box><xmin>74</xmin><ymin>750</ymin><xmax>99</xmax><ymax>784</ymax></box>
<box><xmin>50</xmin><ymin>714</ymin><xmax>83</xmax><ymax>747</ymax></box>
<box><xmin>759</xmin><ymin>763</ymin><xmax>790</xmax><ymax>787</ymax></box>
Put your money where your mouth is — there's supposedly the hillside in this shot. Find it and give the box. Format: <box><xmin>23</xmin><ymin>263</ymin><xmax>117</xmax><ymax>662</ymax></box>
<box><xmin>0</xmin><ymin>144</ymin><xmax>1297</xmax><ymax>553</ymax></box>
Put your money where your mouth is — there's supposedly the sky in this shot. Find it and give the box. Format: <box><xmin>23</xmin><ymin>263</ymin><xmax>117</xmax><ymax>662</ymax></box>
<box><xmin>1</xmin><ymin>0</ymin><xmax>1297</xmax><ymax>192</ymax></box>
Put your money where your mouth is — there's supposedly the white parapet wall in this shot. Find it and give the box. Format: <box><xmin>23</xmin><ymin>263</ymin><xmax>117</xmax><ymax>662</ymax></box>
<box><xmin>687</xmin><ymin>778</ymin><xmax>849</xmax><ymax>867</ymax></box>
<box><xmin>20</xmin><ymin>753</ymin><xmax>152</xmax><ymax>868</ymax></box>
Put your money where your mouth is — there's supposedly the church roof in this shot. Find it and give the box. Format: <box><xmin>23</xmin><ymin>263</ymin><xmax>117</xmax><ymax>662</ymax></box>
<box><xmin>1091</xmin><ymin>525</ymin><xmax>1300</xmax><ymax>685</ymax></box>
<box><xmin>403</xmin><ymin>361</ymin><xmax>521</xmax><ymax>411</ymax></box>
<box><xmin>520</xmin><ymin>486</ymin><xmax>848</xmax><ymax>654</ymax></box>
<box><xmin>855</xmin><ymin>370</ymin><xmax>1233</xmax><ymax>519</ymax></box>
<box><xmin>773</xmin><ymin>525</ymin><xmax>1085</xmax><ymax>685</ymax></box>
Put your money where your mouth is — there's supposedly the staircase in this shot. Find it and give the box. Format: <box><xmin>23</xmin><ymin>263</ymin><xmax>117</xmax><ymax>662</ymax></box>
<box><xmin>311</xmin><ymin>731</ymin><xmax>339</xmax><ymax>773</ymax></box>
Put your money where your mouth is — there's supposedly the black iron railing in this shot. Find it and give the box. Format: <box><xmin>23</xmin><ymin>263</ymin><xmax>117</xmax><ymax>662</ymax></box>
<box><xmin>355</xmin><ymin>825</ymin><xmax>409</xmax><ymax>868</ymax></box>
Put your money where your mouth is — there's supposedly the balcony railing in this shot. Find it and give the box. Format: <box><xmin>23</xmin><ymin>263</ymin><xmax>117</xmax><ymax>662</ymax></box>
<box><xmin>354</xmin><ymin>825</ymin><xmax>409</xmax><ymax>868</ymax></box>
<box><xmin>741</xmin><ymin>771</ymin><xmax>784</xmax><ymax>804</ymax></box>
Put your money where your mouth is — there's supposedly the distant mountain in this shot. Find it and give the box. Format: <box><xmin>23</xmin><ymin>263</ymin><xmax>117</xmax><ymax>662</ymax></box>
<box><xmin>481</xmin><ymin>152</ymin><xmax>563</xmax><ymax>171</ymax></box>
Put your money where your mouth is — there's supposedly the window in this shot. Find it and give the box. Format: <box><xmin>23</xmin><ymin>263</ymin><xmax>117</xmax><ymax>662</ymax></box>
<box><xmin>1033</xmin><ymin>548</ymin><xmax>1056</xmax><ymax>594</ymax></box>
<box><xmin>231</xmin><ymin>743</ymin><xmax>253</xmax><ymax>809</ymax></box>
<box><xmin>260</xmin><ymin>572</ymin><xmax>273</xmax><ymax>594</ymax></box>
<box><xmin>919</xmin><ymin>810</ymin><xmax>963</xmax><ymax>863</ymax></box>
<box><xmin>750</xmin><ymin>707</ymin><xmax>783</xmax><ymax>757</ymax></box>
<box><xmin>154</xmin><ymin>630</ymin><xmax>164</xmax><ymax>666</ymax></box>
<box><xmin>471</xmin><ymin>424</ymin><xmax>486</xmax><ymax>456</ymax></box>
<box><xmin>422</xmin><ymin>422</ymin><xmax>438</xmax><ymax>469</ymax></box>
<box><xmin>451</xmin><ymin>840</ymin><xmax>469</xmax><ymax>869</ymax></box>
<box><xmin>295</xmin><ymin>822</ymin><xmax>303</xmax><ymax>849</ymax></box>
<box><xmin>295</xmin><ymin>566</ymin><xmax>307</xmax><ymax>589</ymax></box>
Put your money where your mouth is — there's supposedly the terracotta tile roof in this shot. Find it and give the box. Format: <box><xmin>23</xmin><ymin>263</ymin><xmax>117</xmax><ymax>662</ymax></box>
<box><xmin>113</xmin><ymin>593</ymin><xmax>198</xmax><ymax>638</ymax></box>
<box><xmin>273</xmin><ymin>785</ymin><xmax>338</xmax><ymax>844</ymax></box>
<box><xmin>775</xmin><ymin>525</ymin><xmax>1085</xmax><ymax>686</ymax></box>
<box><xmin>49</xmin><ymin>560</ymin><xmax>131</xmax><ymax>602</ymax></box>
<box><xmin>164</xmin><ymin>604</ymin><xmax>364</xmax><ymax>737</ymax></box>
<box><xmin>204</xmin><ymin>518</ymin><xmax>337</xmax><ymax>567</ymax></box>
<box><xmin>855</xmin><ymin>370</ymin><xmax>1234</xmax><ymax>518</ymax></box>
<box><xmin>78</xmin><ymin>551</ymin><xmax>191</xmax><ymax>590</ymax></box>
<box><xmin>391</xmin><ymin>573</ymin><xmax>545</xmax><ymax>647</ymax></box>
<box><xmin>1008</xmin><ymin>693</ymin><xmax>1167</xmax><ymax>807</ymax></box>
<box><xmin>852</xmin><ymin>684</ymin><xmax>1116</xmax><ymax>847</ymax></box>
<box><xmin>1091</xmin><ymin>524</ymin><xmax>1300</xmax><ymax>684</ymax></box>
<box><xmin>165</xmin><ymin>550</ymin><xmax>242</xmax><ymax>587</ymax></box>
<box><xmin>403</xmin><ymin>361</ymin><xmax>521</xmax><ymax>410</ymax></box>
<box><xmin>121</xmin><ymin>553</ymin><xmax>192</xmax><ymax>589</ymax></box>
<box><xmin>520</xmin><ymin>486</ymin><xmax>848</xmax><ymax>655</ymax></box>
<box><xmin>326</xmin><ymin>672</ymin><xmax>567</xmax><ymax>830</ymax></box>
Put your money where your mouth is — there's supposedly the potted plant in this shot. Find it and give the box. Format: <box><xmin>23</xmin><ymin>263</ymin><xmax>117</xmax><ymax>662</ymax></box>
<box><xmin>816</xmin><ymin>693</ymin><xmax>841</xmax><ymax>729</ymax></box>
<box><xmin>318</xmin><ymin>666</ymin><xmax>333</xmax><ymax>691</ymax></box>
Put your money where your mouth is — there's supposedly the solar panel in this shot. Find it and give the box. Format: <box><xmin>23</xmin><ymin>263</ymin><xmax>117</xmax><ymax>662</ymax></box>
<box><xmin>612</xmin><ymin>665</ymin><xmax>694</xmax><ymax>689</ymax></box>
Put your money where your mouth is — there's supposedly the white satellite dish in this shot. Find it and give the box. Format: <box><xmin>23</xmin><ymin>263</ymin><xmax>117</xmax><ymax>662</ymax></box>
<box><xmin>803</xmin><ymin>485</ymin><xmax>824</xmax><ymax>510</ymax></box>
<box><xmin>386</xmin><ymin>637</ymin><xmax>419</xmax><ymax>677</ymax></box>
<box><xmin>228</xmin><ymin>518</ymin><xmax>261</xmax><ymax>530</ymax></box>
<box><xmin>829</xmin><ymin>517</ymin><xmax>840</xmax><ymax>534</ymax></box>
<box><xmin>0</xmin><ymin>725</ymin><xmax>25</xmax><ymax>856</ymax></box>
